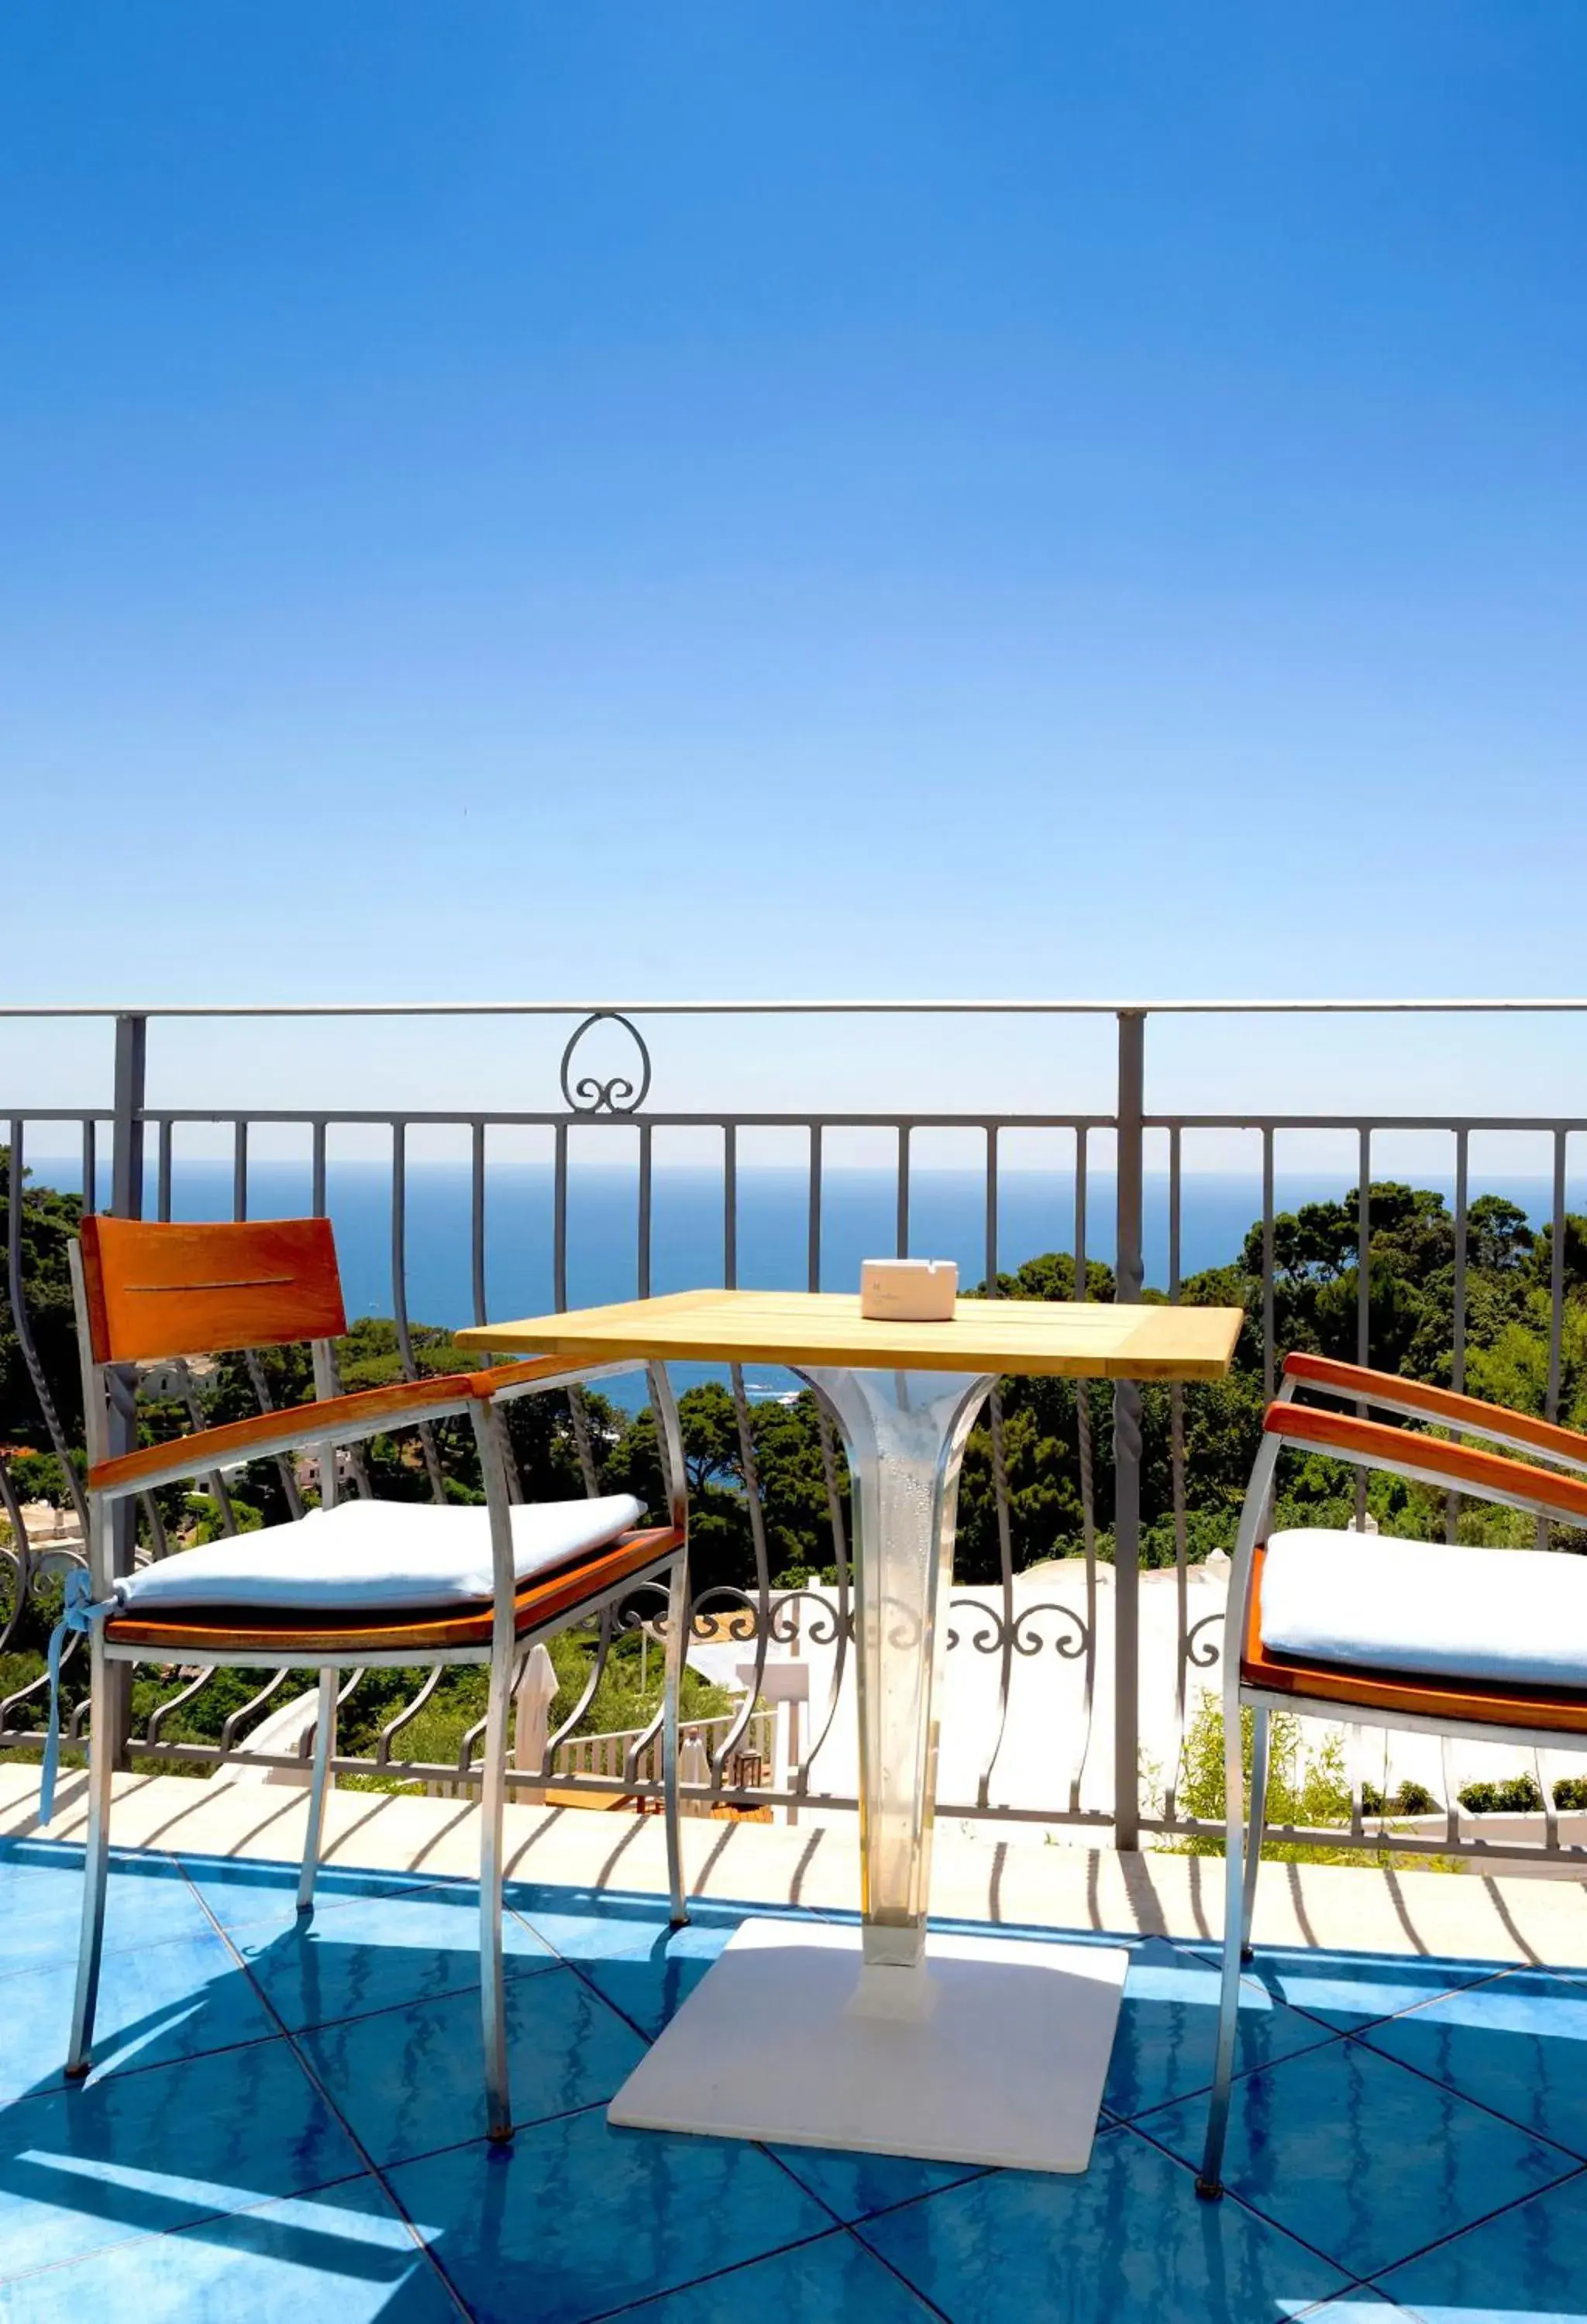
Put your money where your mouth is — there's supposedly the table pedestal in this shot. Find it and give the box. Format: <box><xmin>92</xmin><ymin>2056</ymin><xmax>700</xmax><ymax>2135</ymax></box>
<box><xmin>608</xmin><ymin>1364</ymin><xmax>1127</xmax><ymax>2172</ymax></box>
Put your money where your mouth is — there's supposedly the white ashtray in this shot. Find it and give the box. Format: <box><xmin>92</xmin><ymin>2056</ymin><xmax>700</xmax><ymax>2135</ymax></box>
<box><xmin>860</xmin><ymin>1258</ymin><xmax>959</xmax><ymax>1322</ymax></box>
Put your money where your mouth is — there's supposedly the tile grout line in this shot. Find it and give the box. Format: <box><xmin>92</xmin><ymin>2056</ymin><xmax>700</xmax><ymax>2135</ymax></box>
<box><xmin>514</xmin><ymin>1896</ymin><xmax>873</xmax><ymax>2243</ymax></box>
<box><xmin>1337</xmin><ymin>2019</ymin><xmax>1587</xmax><ymax>2167</ymax></box>
<box><xmin>1119</xmin><ymin>2112</ymin><xmax>1372</xmax><ymax>2280</ymax></box>
<box><xmin>1127</xmin><ymin>2072</ymin><xmax>1587</xmax><ymax>2289</ymax></box>
<box><xmin>26</xmin><ymin>1842</ymin><xmax>1585</xmax><ymax>2312</ymax></box>
<box><xmin>514</xmin><ymin>1892</ymin><xmax>988</xmax><ymax>2298</ymax></box>
<box><xmin>173</xmin><ymin>1853</ymin><xmax>475</xmax><ymax>2321</ymax></box>
<box><xmin>1357</xmin><ymin>2155</ymin><xmax>1587</xmax><ymax>2291</ymax></box>
<box><xmin>844</xmin><ymin>2226</ymin><xmax>960</xmax><ymax>2324</ymax></box>
<box><xmin>1115</xmin><ymin>1943</ymin><xmax>1587</xmax><ymax>2173</ymax></box>
<box><xmin>1273</xmin><ymin>1955</ymin><xmax>1526</xmax><ymax>2044</ymax></box>
<box><xmin>577</xmin><ymin>2226</ymin><xmax>894</xmax><ymax>2324</ymax></box>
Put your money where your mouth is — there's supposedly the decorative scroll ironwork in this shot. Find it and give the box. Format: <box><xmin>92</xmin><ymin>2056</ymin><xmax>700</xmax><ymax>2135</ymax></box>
<box><xmin>559</xmin><ymin>1011</ymin><xmax>652</xmax><ymax>1116</ymax></box>
<box><xmin>1184</xmin><ymin>1608</ymin><xmax>1225</xmax><ymax>1669</ymax></box>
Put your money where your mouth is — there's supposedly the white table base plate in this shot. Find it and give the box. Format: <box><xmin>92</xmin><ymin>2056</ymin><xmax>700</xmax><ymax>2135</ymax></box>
<box><xmin>607</xmin><ymin>1918</ymin><xmax>1128</xmax><ymax>2174</ymax></box>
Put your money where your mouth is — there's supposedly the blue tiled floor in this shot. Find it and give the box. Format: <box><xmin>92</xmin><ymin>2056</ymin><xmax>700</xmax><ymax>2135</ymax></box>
<box><xmin>2</xmin><ymin>1842</ymin><xmax>1587</xmax><ymax>2319</ymax></box>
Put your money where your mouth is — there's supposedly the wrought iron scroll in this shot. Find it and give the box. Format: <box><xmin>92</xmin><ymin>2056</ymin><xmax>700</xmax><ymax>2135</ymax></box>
<box><xmin>559</xmin><ymin>1012</ymin><xmax>652</xmax><ymax>1116</ymax></box>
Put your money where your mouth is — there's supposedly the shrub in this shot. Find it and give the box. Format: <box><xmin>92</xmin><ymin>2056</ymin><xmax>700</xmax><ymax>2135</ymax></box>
<box><xmin>1457</xmin><ymin>1776</ymin><xmax>1544</xmax><ymax>1815</ymax></box>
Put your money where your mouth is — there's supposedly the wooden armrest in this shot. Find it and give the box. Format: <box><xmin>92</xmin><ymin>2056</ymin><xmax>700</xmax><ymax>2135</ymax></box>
<box><xmin>91</xmin><ymin>1373</ymin><xmax>480</xmax><ymax>1500</ymax></box>
<box><xmin>469</xmin><ymin>1355</ymin><xmax>649</xmax><ymax>1404</ymax></box>
<box><xmin>1284</xmin><ymin>1353</ymin><xmax>1587</xmax><ymax>1475</ymax></box>
<box><xmin>1264</xmin><ymin>1399</ymin><xmax>1587</xmax><ymax>1526</ymax></box>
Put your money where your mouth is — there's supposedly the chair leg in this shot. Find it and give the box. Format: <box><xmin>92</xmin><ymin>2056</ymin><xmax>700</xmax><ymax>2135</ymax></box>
<box><xmin>298</xmin><ymin>1667</ymin><xmax>338</xmax><ymax>1913</ymax></box>
<box><xmin>1240</xmin><ymin>1704</ymin><xmax>1269</xmax><ymax>1964</ymax></box>
<box><xmin>479</xmin><ymin>1648</ymin><xmax>512</xmax><ymax>2142</ymax></box>
<box><xmin>1197</xmin><ymin>1695</ymin><xmax>1247</xmax><ymax>2199</ymax></box>
<box><xmin>67</xmin><ymin>1635</ymin><xmax>114</xmax><ymax>2079</ymax></box>
<box><xmin>662</xmin><ymin>1549</ymin><xmax>691</xmax><ymax>1929</ymax></box>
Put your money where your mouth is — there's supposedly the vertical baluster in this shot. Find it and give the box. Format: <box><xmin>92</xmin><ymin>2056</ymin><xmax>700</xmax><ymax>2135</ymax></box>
<box><xmin>157</xmin><ymin>1119</ymin><xmax>173</xmax><ymax>1222</ymax></box>
<box><xmin>717</xmin><ymin>1122</ymin><xmax>770</xmax><ymax>1792</ymax></box>
<box><xmin>808</xmin><ymin>1123</ymin><xmax>824</xmax><ymax>1298</ymax></box>
<box><xmin>309</xmin><ymin>1119</ymin><xmax>367</xmax><ymax>1499</ymax></box>
<box><xmin>637</xmin><ymin>1122</ymin><xmax>652</xmax><ymax>1301</ymax></box>
<box><xmin>1071</xmin><ymin>1126</ymin><xmax>1096</xmax><ymax>1813</ymax></box>
<box><xmin>471</xmin><ymin>1119</ymin><xmax>488</xmax><ymax>1328</ymax></box>
<box><xmin>896</xmin><ymin>1124</ymin><xmax>910</xmax><ymax>1258</ymax></box>
<box><xmin>555</xmin><ymin>1122</ymin><xmax>598</xmax><ymax>1497</ymax></box>
<box><xmin>1355</xmin><ymin>1131</ymin><xmax>1371</xmax><ymax>1531</ymax></box>
<box><xmin>553</xmin><ymin>1121</ymin><xmax>569</xmax><ymax>1312</ymax></box>
<box><xmin>1544</xmin><ymin>1127</ymin><xmax>1568</xmax><ymax>1551</ymax></box>
<box><xmin>977</xmin><ymin>1123</ymin><xmax>1017</xmax><ymax>1808</ymax></box>
<box><xmin>723</xmin><ymin>1123</ymin><xmax>737</xmax><ymax>1288</ymax></box>
<box><xmin>105</xmin><ymin>1016</ymin><xmax>148</xmax><ymax>1764</ymax></box>
<box><xmin>802</xmin><ymin>1123</ymin><xmax>850</xmax><ymax>1798</ymax></box>
<box><xmin>1447</xmin><ymin>1129</ymin><xmax>1469</xmax><ymax>1545</ymax></box>
<box><xmin>391</xmin><ymin>1121</ymin><xmax>446</xmax><ymax>1503</ymax></box>
<box><xmin>1165</xmin><ymin>1126</ymin><xmax>1189</xmax><ymax>1825</ymax></box>
<box><xmin>233</xmin><ymin>1119</ymin><xmax>304</xmax><ymax>1519</ymax></box>
<box><xmin>9</xmin><ymin>1119</ymin><xmax>95</xmax><ymax>1534</ymax></box>
<box><xmin>1262</xmin><ymin>1127</ymin><xmax>1275</xmax><ymax>1404</ymax></box>
<box><xmin>1112</xmin><ymin>1011</ymin><xmax>1145</xmax><ymax>1854</ymax></box>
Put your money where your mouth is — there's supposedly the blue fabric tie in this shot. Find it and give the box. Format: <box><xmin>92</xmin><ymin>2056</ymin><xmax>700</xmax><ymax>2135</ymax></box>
<box><xmin>39</xmin><ymin>1571</ymin><xmax>122</xmax><ymax>1824</ymax></box>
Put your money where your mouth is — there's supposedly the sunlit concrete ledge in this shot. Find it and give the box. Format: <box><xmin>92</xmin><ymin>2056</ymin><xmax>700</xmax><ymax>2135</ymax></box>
<box><xmin>6</xmin><ymin>1765</ymin><xmax>1587</xmax><ymax>1970</ymax></box>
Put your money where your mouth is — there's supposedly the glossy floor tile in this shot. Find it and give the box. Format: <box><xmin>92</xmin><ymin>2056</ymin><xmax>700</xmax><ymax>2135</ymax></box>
<box><xmin>386</xmin><ymin>2102</ymin><xmax>835</xmax><ymax>2324</ymax></box>
<box><xmin>298</xmin><ymin>1961</ymin><xmax>648</xmax><ymax>2167</ymax></box>
<box><xmin>0</xmin><ymin>2039</ymin><xmax>360</xmax><ymax>2279</ymax></box>
<box><xmin>177</xmin><ymin>1852</ymin><xmax>432</xmax><ymax>1934</ymax></box>
<box><xmin>0</xmin><ymin>1841</ymin><xmax>1582</xmax><ymax>2319</ymax></box>
<box><xmin>230</xmin><ymin>1882</ymin><xmax>554</xmax><ymax>2035</ymax></box>
<box><xmin>0</xmin><ymin>2174</ymin><xmax>455</xmax><ymax>2323</ymax></box>
<box><xmin>510</xmin><ymin>1887</ymin><xmax>744</xmax><ymax>2038</ymax></box>
<box><xmin>1376</xmin><ymin>2164</ymin><xmax>1587</xmax><ymax>2321</ymax></box>
<box><xmin>859</xmin><ymin>2123</ymin><xmax>1351</xmax><ymax>2322</ymax></box>
<box><xmin>1362</xmin><ymin>1965</ymin><xmax>1587</xmax><ymax>2159</ymax></box>
<box><xmin>613</xmin><ymin>2226</ymin><xmax>941</xmax><ymax>2322</ymax></box>
<box><xmin>766</xmin><ymin>2142</ymin><xmax>989</xmax><ymax>2225</ymax></box>
<box><xmin>0</xmin><ymin>1927</ymin><xmax>278</xmax><ymax>2106</ymax></box>
<box><xmin>1145</xmin><ymin>2032</ymin><xmax>1578</xmax><ymax>2279</ymax></box>
<box><xmin>0</xmin><ymin>1848</ymin><xmax>214</xmax><ymax>1974</ymax></box>
<box><xmin>1226</xmin><ymin>1944</ymin><xmax>1500</xmax><ymax>2036</ymax></box>
<box><xmin>1103</xmin><ymin>1934</ymin><xmax>1336</xmax><ymax>2122</ymax></box>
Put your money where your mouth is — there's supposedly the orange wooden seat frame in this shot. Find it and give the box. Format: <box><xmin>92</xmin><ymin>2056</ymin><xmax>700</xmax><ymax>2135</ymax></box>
<box><xmin>60</xmin><ymin>1215</ymin><xmax>694</xmax><ymax>2148</ymax></box>
<box><xmin>105</xmin><ymin>1524</ymin><xmax>684</xmax><ymax>1655</ymax></box>
<box><xmin>1199</xmin><ymin>1352</ymin><xmax>1587</xmax><ymax>2201</ymax></box>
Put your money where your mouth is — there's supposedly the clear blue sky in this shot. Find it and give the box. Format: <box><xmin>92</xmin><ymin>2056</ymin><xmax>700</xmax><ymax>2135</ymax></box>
<box><xmin>3</xmin><ymin>5</ymin><xmax>1585</xmax><ymax>1119</ymax></box>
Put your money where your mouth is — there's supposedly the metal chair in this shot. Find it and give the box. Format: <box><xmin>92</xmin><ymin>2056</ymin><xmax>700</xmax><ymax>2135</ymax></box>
<box><xmin>1199</xmin><ymin>1350</ymin><xmax>1587</xmax><ymax>2195</ymax></box>
<box><xmin>61</xmin><ymin>1213</ymin><xmax>692</xmax><ymax>2140</ymax></box>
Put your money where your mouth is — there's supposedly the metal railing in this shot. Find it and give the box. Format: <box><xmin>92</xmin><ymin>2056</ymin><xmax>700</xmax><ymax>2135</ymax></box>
<box><xmin>3</xmin><ymin>998</ymin><xmax>1585</xmax><ymax>1868</ymax></box>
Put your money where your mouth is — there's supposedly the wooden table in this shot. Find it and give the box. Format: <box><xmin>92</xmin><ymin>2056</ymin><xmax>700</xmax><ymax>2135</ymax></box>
<box><xmin>459</xmin><ymin>1288</ymin><xmax>1241</xmax><ymax>2174</ymax></box>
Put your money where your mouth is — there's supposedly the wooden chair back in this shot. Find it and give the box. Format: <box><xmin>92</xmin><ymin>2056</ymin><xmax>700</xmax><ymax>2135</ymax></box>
<box><xmin>76</xmin><ymin>1215</ymin><xmax>347</xmax><ymax>1365</ymax></box>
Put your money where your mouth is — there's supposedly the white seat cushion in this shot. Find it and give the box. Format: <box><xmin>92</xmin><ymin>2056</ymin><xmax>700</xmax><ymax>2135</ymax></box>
<box><xmin>1261</xmin><ymin>1528</ymin><xmax>1587</xmax><ymax>1692</ymax></box>
<box><xmin>120</xmin><ymin>1493</ymin><xmax>646</xmax><ymax>1616</ymax></box>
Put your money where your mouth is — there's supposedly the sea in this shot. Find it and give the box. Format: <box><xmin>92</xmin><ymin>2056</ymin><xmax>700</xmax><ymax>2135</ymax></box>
<box><xmin>29</xmin><ymin>1157</ymin><xmax>1578</xmax><ymax>1408</ymax></box>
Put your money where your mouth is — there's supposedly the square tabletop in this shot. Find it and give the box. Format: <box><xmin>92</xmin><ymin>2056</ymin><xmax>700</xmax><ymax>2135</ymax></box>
<box><xmin>455</xmin><ymin>1287</ymin><xmax>1242</xmax><ymax>1379</ymax></box>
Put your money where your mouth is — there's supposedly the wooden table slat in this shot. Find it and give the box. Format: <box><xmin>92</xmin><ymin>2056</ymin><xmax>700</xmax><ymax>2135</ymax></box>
<box><xmin>456</xmin><ymin>1289</ymin><xmax>1242</xmax><ymax>1380</ymax></box>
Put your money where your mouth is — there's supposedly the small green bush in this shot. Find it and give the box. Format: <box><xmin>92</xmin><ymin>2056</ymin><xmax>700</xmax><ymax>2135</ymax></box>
<box><xmin>1457</xmin><ymin>1776</ymin><xmax>1544</xmax><ymax>1814</ymax></box>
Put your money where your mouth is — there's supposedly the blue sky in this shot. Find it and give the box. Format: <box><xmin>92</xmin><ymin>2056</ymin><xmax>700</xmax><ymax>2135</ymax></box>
<box><xmin>3</xmin><ymin>4</ymin><xmax>1585</xmax><ymax>1123</ymax></box>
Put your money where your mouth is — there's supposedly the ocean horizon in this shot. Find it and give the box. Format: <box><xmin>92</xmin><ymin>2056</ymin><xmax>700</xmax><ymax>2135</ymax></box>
<box><xmin>25</xmin><ymin>1157</ymin><xmax>1578</xmax><ymax>1403</ymax></box>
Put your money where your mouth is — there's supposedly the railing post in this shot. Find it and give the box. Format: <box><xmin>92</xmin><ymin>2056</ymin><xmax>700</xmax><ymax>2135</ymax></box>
<box><xmin>104</xmin><ymin>1012</ymin><xmax>147</xmax><ymax>1765</ymax></box>
<box><xmin>1113</xmin><ymin>1009</ymin><xmax>1145</xmax><ymax>1851</ymax></box>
